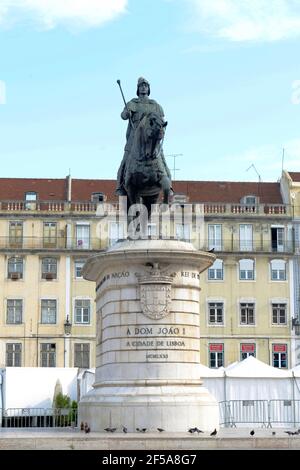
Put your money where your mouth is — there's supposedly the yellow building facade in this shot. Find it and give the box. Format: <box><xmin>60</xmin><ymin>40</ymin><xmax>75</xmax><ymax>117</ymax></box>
<box><xmin>0</xmin><ymin>176</ymin><xmax>296</xmax><ymax>369</ymax></box>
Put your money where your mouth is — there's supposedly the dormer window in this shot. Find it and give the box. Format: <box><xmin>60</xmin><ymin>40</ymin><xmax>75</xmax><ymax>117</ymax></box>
<box><xmin>241</xmin><ymin>195</ymin><xmax>258</xmax><ymax>205</ymax></box>
<box><xmin>25</xmin><ymin>191</ymin><xmax>37</xmax><ymax>210</ymax></box>
<box><xmin>25</xmin><ymin>191</ymin><xmax>37</xmax><ymax>201</ymax></box>
<box><xmin>91</xmin><ymin>192</ymin><xmax>105</xmax><ymax>203</ymax></box>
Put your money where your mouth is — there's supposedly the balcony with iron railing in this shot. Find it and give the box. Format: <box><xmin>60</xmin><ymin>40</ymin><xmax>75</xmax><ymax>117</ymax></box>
<box><xmin>0</xmin><ymin>236</ymin><xmax>105</xmax><ymax>251</ymax></box>
<box><xmin>0</xmin><ymin>236</ymin><xmax>295</xmax><ymax>254</ymax></box>
<box><xmin>0</xmin><ymin>199</ymin><xmax>293</xmax><ymax>217</ymax></box>
<box><xmin>202</xmin><ymin>239</ymin><xmax>294</xmax><ymax>254</ymax></box>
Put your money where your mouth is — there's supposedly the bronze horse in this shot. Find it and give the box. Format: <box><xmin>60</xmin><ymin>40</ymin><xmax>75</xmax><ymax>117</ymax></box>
<box><xmin>123</xmin><ymin>112</ymin><xmax>172</xmax><ymax>214</ymax></box>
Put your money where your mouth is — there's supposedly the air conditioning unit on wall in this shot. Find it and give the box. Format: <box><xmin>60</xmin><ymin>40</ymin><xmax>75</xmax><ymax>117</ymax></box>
<box><xmin>10</xmin><ymin>272</ymin><xmax>21</xmax><ymax>280</ymax></box>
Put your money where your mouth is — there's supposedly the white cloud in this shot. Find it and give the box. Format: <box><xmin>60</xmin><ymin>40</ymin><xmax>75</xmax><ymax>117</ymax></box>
<box><xmin>0</xmin><ymin>0</ymin><xmax>127</xmax><ymax>30</ymax></box>
<box><xmin>186</xmin><ymin>0</ymin><xmax>300</xmax><ymax>42</ymax></box>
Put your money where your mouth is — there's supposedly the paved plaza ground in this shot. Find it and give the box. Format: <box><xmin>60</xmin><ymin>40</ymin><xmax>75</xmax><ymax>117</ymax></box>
<box><xmin>1</xmin><ymin>426</ymin><xmax>300</xmax><ymax>450</ymax></box>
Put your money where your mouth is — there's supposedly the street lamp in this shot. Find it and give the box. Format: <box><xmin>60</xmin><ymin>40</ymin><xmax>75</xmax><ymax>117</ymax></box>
<box><xmin>292</xmin><ymin>317</ymin><xmax>300</xmax><ymax>336</ymax></box>
<box><xmin>64</xmin><ymin>315</ymin><xmax>72</xmax><ymax>335</ymax></box>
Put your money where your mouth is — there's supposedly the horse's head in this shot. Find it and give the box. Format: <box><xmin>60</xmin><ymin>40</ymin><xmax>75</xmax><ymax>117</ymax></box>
<box><xmin>139</xmin><ymin>112</ymin><xmax>167</xmax><ymax>159</ymax></box>
<box><xmin>145</xmin><ymin>112</ymin><xmax>167</xmax><ymax>139</ymax></box>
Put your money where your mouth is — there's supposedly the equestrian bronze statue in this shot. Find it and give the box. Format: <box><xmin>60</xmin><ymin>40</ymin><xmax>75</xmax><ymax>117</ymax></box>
<box><xmin>116</xmin><ymin>77</ymin><xmax>172</xmax><ymax>213</ymax></box>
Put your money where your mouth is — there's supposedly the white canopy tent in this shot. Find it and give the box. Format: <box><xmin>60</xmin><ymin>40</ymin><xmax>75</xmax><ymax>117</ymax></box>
<box><xmin>80</xmin><ymin>358</ymin><xmax>299</xmax><ymax>403</ymax></box>
<box><xmin>223</xmin><ymin>356</ymin><xmax>292</xmax><ymax>402</ymax></box>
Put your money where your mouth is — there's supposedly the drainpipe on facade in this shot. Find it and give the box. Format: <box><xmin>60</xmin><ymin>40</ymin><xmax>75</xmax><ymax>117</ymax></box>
<box><xmin>64</xmin><ymin>257</ymin><xmax>71</xmax><ymax>367</ymax></box>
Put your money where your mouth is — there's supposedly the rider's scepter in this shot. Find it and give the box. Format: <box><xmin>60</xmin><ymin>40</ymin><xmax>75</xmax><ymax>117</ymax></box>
<box><xmin>117</xmin><ymin>79</ymin><xmax>134</xmax><ymax>129</ymax></box>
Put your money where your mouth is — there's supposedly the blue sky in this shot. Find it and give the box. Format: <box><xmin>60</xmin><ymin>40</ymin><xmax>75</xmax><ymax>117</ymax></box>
<box><xmin>0</xmin><ymin>0</ymin><xmax>300</xmax><ymax>182</ymax></box>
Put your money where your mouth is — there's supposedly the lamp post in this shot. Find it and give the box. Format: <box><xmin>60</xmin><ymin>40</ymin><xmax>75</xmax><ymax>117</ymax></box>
<box><xmin>64</xmin><ymin>315</ymin><xmax>72</xmax><ymax>335</ymax></box>
<box><xmin>63</xmin><ymin>315</ymin><xmax>72</xmax><ymax>367</ymax></box>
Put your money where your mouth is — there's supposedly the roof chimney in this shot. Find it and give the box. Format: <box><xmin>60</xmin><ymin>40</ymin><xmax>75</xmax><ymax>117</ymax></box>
<box><xmin>66</xmin><ymin>173</ymin><xmax>72</xmax><ymax>202</ymax></box>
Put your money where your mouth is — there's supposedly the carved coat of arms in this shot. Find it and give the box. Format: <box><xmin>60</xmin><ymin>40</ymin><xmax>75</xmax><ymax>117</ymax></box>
<box><xmin>137</xmin><ymin>263</ymin><xmax>173</xmax><ymax>320</ymax></box>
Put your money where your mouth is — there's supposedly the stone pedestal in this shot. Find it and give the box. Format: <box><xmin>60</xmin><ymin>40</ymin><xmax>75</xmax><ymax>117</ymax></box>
<box><xmin>79</xmin><ymin>239</ymin><xmax>219</xmax><ymax>432</ymax></box>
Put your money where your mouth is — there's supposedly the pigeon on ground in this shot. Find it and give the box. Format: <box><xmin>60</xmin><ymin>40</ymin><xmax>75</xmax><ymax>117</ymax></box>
<box><xmin>157</xmin><ymin>428</ymin><xmax>165</xmax><ymax>432</ymax></box>
<box><xmin>122</xmin><ymin>426</ymin><xmax>128</xmax><ymax>433</ymax></box>
<box><xmin>195</xmin><ymin>427</ymin><xmax>204</xmax><ymax>433</ymax></box>
<box><xmin>272</xmin><ymin>432</ymin><xmax>276</xmax><ymax>436</ymax></box>
<box><xmin>188</xmin><ymin>427</ymin><xmax>196</xmax><ymax>433</ymax></box>
<box><xmin>104</xmin><ymin>427</ymin><xmax>117</xmax><ymax>432</ymax></box>
<box><xmin>84</xmin><ymin>423</ymin><xmax>90</xmax><ymax>433</ymax></box>
<box><xmin>250</xmin><ymin>430</ymin><xmax>255</xmax><ymax>436</ymax></box>
<box><xmin>136</xmin><ymin>428</ymin><xmax>147</xmax><ymax>433</ymax></box>
<box><xmin>80</xmin><ymin>421</ymin><xmax>84</xmax><ymax>431</ymax></box>
<box><xmin>210</xmin><ymin>428</ymin><xmax>217</xmax><ymax>436</ymax></box>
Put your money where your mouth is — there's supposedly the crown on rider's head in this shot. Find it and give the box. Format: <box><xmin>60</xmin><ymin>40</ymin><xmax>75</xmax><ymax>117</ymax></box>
<box><xmin>137</xmin><ymin>77</ymin><xmax>150</xmax><ymax>96</ymax></box>
<box><xmin>137</xmin><ymin>77</ymin><xmax>149</xmax><ymax>86</ymax></box>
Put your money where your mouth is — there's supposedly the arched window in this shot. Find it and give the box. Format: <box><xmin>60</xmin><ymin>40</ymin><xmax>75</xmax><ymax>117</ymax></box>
<box><xmin>208</xmin><ymin>259</ymin><xmax>223</xmax><ymax>280</ymax></box>
<box><xmin>270</xmin><ymin>259</ymin><xmax>286</xmax><ymax>281</ymax></box>
<box><xmin>239</xmin><ymin>259</ymin><xmax>254</xmax><ymax>280</ymax></box>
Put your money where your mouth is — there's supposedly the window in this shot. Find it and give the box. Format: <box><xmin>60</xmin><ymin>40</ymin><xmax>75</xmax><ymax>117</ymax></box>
<box><xmin>272</xmin><ymin>303</ymin><xmax>287</xmax><ymax>325</ymax></box>
<box><xmin>208</xmin><ymin>225</ymin><xmax>222</xmax><ymax>251</ymax></box>
<box><xmin>209</xmin><ymin>344</ymin><xmax>224</xmax><ymax>368</ymax></box>
<box><xmin>271</xmin><ymin>227</ymin><xmax>285</xmax><ymax>252</ymax></box>
<box><xmin>270</xmin><ymin>259</ymin><xmax>286</xmax><ymax>281</ymax></box>
<box><xmin>208</xmin><ymin>302</ymin><xmax>224</xmax><ymax>325</ymax></box>
<box><xmin>109</xmin><ymin>222</ymin><xmax>124</xmax><ymax>246</ymax></box>
<box><xmin>9</xmin><ymin>221</ymin><xmax>23</xmax><ymax>248</ymax></box>
<box><xmin>76</xmin><ymin>224</ymin><xmax>90</xmax><ymax>249</ymax></box>
<box><xmin>75</xmin><ymin>260</ymin><xmax>86</xmax><ymax>278</ymax></box>
<box><xmin>25</xmin><ymin>191</ymin><xmax>37</xmax><ymax>210</ymax></box>
<box><xmin>239</xmin><ymin>224</ymin><xmax>253</xmax><ymax>251</ymax></box>
<box><xmin>7</xmin><ymin>256</ymin><xmax>23</xmax><ymax>279</ymax></box>
<box><xmin>74</xmin><ymin>343</ymin><xmax>90</xmax><ymax>368</ymax></box>
<box><xmin>272</xmin><ymin>344</ymin><xmax>287</xmax><ymax>368</ymax></box>
<box><xmin>40</xmin><ymin>343</ymin><xmax>56</xmax><ymax>367</ymax></box>
<box><xmin>41</xmin><ymin>258</ymin><xmax>57</xmax><ymax>279</ymax></box>
<box><xmin>6</xmin><ymin>343</ymin><xmax>22</xmax><ymax>366</ymax></box>
<box><xmin>239</xmin><ymin>259</ymin><xmax>254</xmax><ymax>280</ymax></box>
<box><xmin>6</xmin><ymin>299</ymin><xmax>22</xmax><ymax>324</ymax></box>
<box><xmin>75</xmin><ymin>299</ymin><xmax>91</xmax><ymax>324</ymax></box>
<box><xmin>241</xmin><ymin>195</ymin><xmax>257</xmax><ymax>206</ymax></box>
<box><xmin>240</xmin><ymin>343</ymin><xmax>256</xmax><ymax>360</ymax></box>
<box><xmin>91</xmin><ymin>192</ymin><xmax>105</xmax><ymax>203</ymax></box>
<box><xmin>176</xmin><ymin>223</ymin><xmax>190</xmax><ymax>241</ymax></box>
<box><xmin>43</xmin><ymin>222</ymin><xmax>57</xmax><ymax>247</ymax></box>
<box><xmin>41</xmin><ymin>300</ymin><xmax>57</xmax><ymax>324</ymax></box>
<box><xmin>240</xmin><ymin>302</ymin><xmax>255</xmax><ymax>325</ymax></box>
<box><xmin>208</xmin><ymin>259</ymin><xmax>223</xmax><ymax>280</ymax></box>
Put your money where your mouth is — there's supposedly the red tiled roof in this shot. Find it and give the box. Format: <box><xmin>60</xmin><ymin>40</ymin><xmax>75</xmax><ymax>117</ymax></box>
<box><xmin>0</xmin><ymin>177</ymin><xmax>283</xmax><ymax>204</ymax></box>
<box><xmin>72</xmin><ymin>179</ymin><xmax>117</xmax><ymax>201</ymax></box>
<box><xmin>172</xmin><ymin>181</ymin><xmax>282</xmax><ymax>204</ymax></box>
<box><xmin>287</xmin><ymin>172</ymin><xmax>300</xmax><ymax>182</ymax></box>
<box><xmin>0</xmin><ymin>178</ymin><xmax>67</xmax><ymax>200</ymax></box>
